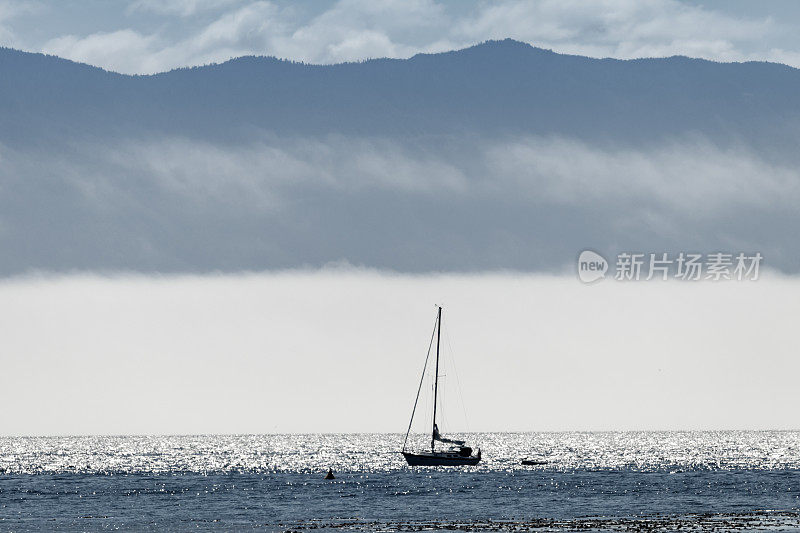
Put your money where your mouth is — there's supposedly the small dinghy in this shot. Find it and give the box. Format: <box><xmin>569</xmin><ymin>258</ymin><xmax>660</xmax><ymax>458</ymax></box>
<box><xmin>521</xmin><ymin>459</ymin><xmax>548</xmax><ymax>466</ymax></box>
<box><xmin>400</xmin><ymin>306</ymin><xmax>481</xmax><ymax>466</ymax></box>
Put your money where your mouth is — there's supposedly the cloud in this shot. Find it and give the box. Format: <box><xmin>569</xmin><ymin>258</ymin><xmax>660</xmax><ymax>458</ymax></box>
<box><xmin>25</xmin><ymin>0</ymin><xmax>794</xmax><ymax>74</ymax></box>
<box><xmin>276</xmin><ymin>0</ymin><xmax>448</xmax><ymax>63</ymax></box>
<box><xmin>126</xmin><ymin>0</ymin><xmax>241</xmax><ymax>17</ymax></box>
<box><xmin>65</xmin><ymin>135</ymin><xmax>471</xmax><ymax>207</ymax></box>
<box><xmin>42</xmin><ymin>2</ymin><xmax>293</xmax><ymax>74</ymax></box>
<box><xmin>22</xmin><ymin>134</ymin><xmax>799</xmax><ymax>216</ymax></box>
<box><xmin>483</xmin><ymin>137</ymin><xmax>800</xmax><ymax>214</ymax></box>
<box><xmin>456</xmin><ymin>0</ymin><xmax>771</xmax><ymax>63</ymax></box>
<box><xmin>106</xmin><ymin>135</ymin><xmax>800</xmax><ymax>214</ymax></box>
<box><xmin>1</xmin><ymin>134</ymin><xmax>798</xmax><ymax>274</ymax></box>
<box><xmin>0</xmin><ymin>0</ymin><xmax>42</xmax><ymax>47</ymax></box>
<box><xmin>0</xmin><ymin>270</ymin><xmax>798</xmax><ymax>435</ymax></box>
<box><xmin>43</xmin><ymin>29</ymin><xmax>157</xmax><ymax>73</ymax></box>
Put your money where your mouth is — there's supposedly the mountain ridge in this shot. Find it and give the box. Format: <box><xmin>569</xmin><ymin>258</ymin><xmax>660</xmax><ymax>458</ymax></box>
<box><xmin>3</xmin><ymin>38</ymin><xmax>800</xmax><ymax>151</ymax></box>
<box><xmin>3</xmin><ymin>39</ymin><xmax>799</xmax><ymax>77</ymax></box>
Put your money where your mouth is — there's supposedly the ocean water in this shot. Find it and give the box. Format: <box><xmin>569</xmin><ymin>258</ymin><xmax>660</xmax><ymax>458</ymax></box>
<box><xmin>1</xmin><ymin>432</ymin><xmax>799</xmax><ymax>531</ymax></box>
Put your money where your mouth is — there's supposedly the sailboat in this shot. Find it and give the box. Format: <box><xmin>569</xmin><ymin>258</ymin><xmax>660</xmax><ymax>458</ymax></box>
<box><xmin>401</xmin><ymin>306</ymin><xmax>481</xmax><ymax>466</ymax></box>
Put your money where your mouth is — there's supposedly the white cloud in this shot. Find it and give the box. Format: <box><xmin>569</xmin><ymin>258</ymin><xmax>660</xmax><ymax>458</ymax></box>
<box><xmin>450</xmin><ymin>0</ymin><xmax>780</xmax><ymax>67</ymax></box>
<box><xmin>4</xmin><ymin>132</ymin><xmax>798</xmax><ymax>264</ymax></box>
<box><xmin>483</xmin><ymin>137</ymin><xmax>800</xmax><ymax>214</ymax></box>
<box><xmin>25</xmin><ymin>0</ymin><xmax>796</xmax><ymax>74</ymax></box>
<box><xmin>765</xmin><ymin>47</ymin><xmax>800</xmax><ymax>69</ymax></box>
<box><xmin>189</xmin><ymin>1</ymin><xmax>278</xmax><ymax>50</ymax></box>
<box><xmin>275</xmin><ymin>0</ymin><xmax>447</xmax><ymax>63</ymax></box>
<box><xmin>0</xmin><ymin>0</ymin><xmax>42</xmax><ymax>47</ymax></box>
<box><xmin>2</xmin><ymin>133</ymin><xmax>796</xmax><ymax>274</ymax></box>
<box><xmin>0</xmin><ymin>270</ymin><xmax>797</xmax><ymax>435</ymax></box>
<box><xmin>59</xmin><ymin>135</ymin><xmax>471</xmax><ymax>208</ymax></box>
<box><xmin>62</xmin><ymin>135</ymin><xmax>800</xmax><ymax>215</ymax></box>
<box><xmin>126</xmin><ymin>0</ymin><xmax>241</xmax><ymax>17</ymax></box>
<box><xmin>43</xmin><ymin>29</ymin><xmax>157</xmax><ymax>73</ymax></box>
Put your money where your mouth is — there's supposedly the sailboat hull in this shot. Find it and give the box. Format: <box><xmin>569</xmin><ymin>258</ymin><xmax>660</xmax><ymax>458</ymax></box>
<box><xmin>401</xmin><ymin>451</ymin><xmax>481</xmax><ymax>466</ymax></box>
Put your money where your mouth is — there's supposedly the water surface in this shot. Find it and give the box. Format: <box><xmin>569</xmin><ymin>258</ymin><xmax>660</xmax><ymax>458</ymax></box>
<box><xmin>1</xmin><ymin>432</ymin><xmax>798</xmax><ymax>531</ymax></box>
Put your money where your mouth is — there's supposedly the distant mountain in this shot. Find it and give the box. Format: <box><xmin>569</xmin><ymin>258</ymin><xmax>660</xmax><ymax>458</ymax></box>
<box><xmin>2</xmin><ymin>39</ymin><xmax>800</xmax><ymax>149</ymax></box>
<box><xmin>0</xmin><ymin>40</ymin><xmax>798</xmax><ymax>274</ymax></box>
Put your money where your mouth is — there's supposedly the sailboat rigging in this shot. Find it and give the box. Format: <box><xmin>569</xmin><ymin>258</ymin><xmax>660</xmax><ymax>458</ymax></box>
<box><xmin>401</xmin><ymin>306</ymin><xmax>481</xmax><ymax>466</ymax></box>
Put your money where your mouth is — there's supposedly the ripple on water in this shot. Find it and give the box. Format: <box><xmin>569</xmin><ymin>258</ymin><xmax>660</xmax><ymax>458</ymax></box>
<box><xmin>0</xmin><ymin>431</ymin><xmax>799</xmax><ymax>474</ymax></box>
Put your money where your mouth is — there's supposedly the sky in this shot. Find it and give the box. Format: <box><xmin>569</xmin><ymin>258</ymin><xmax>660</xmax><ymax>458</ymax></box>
<box><xmin>2</xmin><ymin>0</ymin><xmax>799</xmax><ymax>435</ymax></box>
<box><xmin>3</xmin><ymin>0</ymin><xmax>800</xmax><ymax>74</ymax></box>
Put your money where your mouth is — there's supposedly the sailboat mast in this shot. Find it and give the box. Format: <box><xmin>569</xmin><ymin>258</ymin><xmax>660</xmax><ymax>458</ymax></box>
<box><xmin>431</xmin><ymin>306</ymin><xmax>442</xmax><ymax>452</ymax></box>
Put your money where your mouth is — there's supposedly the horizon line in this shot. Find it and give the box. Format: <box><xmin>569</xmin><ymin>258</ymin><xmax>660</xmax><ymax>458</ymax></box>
<box><xmin>3</xmin><ymin>429</ymin><xmax>798</xmax><ymax>438</ymax></box>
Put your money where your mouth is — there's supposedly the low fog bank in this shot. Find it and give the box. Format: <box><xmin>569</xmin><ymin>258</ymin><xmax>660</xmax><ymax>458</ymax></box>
<box><xmin>1</xmin><ymin>270</ymin><xmax>797</xmax><ymax>435</ymax></box>
<box><xmin>1</xmin><ymin>134</ymin><xmax>798</xmax><ymax>275</ymax></box>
